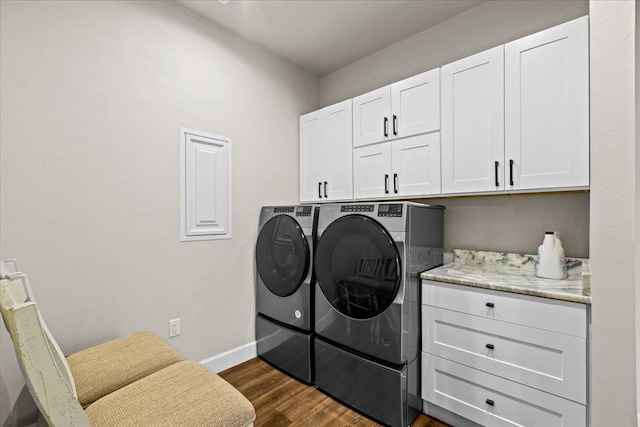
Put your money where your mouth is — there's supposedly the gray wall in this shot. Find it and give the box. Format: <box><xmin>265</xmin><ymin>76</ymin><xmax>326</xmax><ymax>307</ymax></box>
<box><xmin>0</xmin><ymin>1</ymin><xmax>318</xmax><ymax>425</ymax></box>
<box><xmin>589</xmin><ymin>1</ymin><xmax>638</xmax><ymax>425</ymax></box>
<box><xmin>421</xmin><ymin>193</ymin><xmax>590</xmax><ymax>259</ymax></box>
<box><xmin>320</xmin><ymin>0</ymin><xmax>589</xmax><ymax>108</ymax></box>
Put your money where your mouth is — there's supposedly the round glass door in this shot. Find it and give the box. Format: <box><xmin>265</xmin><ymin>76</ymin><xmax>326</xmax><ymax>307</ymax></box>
<box><xmin>256</xmin><ymin>215</ymin><xmax>310</xmax><ymax>297</ymax></box>
<box><xmin>315</xmin><ymin>215</ymin><xmax>401</xmax><ymax>319</ymax></box>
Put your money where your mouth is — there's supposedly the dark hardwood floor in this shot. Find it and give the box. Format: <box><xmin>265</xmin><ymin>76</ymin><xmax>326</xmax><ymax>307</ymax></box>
<box><xmin>219</xmin><ymin>358</ymin><xmax>450</xmax><ymax>427</ymax></box>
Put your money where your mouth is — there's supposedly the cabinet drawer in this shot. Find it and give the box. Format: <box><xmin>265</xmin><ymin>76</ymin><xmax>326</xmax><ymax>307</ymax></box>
<box><xmin>423</xmin><ymin>307</ymin><xmax>586</xmax><ymax>403</ymax></box>
<box><xmin>422</xmin><ymin>353</ymin><xmax>586</xmax><ymax>427</ymax></box>
<box><xmin>422</xmin><ymin>280</ymin><xmax>587</xmax><ymax>338</ymax></box>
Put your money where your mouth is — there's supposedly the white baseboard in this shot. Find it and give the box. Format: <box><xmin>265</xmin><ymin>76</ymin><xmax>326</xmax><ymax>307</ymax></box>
<box><xmin>200</xmin><ymin>341</ymin><xmax>257</xmax><ymax>373</ymax></box>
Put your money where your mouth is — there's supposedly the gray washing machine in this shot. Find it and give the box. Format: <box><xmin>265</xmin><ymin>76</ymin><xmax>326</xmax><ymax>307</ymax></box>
<box><xmin>255</xmin><ymin>205</ymin><xmax>316</xmax><ymax>384</ymax></box>
<box><xmin>313</xmin><ymin>202</ymin><xmax>444</xmax><ymax>427</ymax></box>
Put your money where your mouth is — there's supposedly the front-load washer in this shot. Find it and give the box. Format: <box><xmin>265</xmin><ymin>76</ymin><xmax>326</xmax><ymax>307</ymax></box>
<box><xmin>313</xmin><ymin>202</ymin><xmax>444</xmax><ymax>427</ymax></box>
<box><xmin>255</xmin><ymin>205</ymin><xmax>317</xmax><ymax>383</ymax></box>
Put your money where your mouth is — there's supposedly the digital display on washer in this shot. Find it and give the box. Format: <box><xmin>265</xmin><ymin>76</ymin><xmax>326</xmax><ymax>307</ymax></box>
<box><xmin>296</xmin><ymin>206</ymin><xmax>312</xmax><ymax>216</ymax></box>
<box><xmin>340</xmin><ymin>205</ymin><xmax>374</xmax><ymax>213</ymax></box>
<box><xmin>378</xmin><ymin>204</ymin><xmax>403</xmax><ymax>217</ymax></box>
<box><xmin>274</xmin><ymin>206</ymin><xmax>295</xmax><ymax>213</ymax></box>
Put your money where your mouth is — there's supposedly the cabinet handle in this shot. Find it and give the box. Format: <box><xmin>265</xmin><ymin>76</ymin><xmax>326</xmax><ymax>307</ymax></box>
<box><xmin>324</xmin><ymin>182</ymin><xmax>328</xmax><ymax>198</ymax></box>
<box><xmin>318</xmin><ymin>182</ymin><xmax>322</xmax><ymax>199</ymax></box>
<box><xmin>509</xmin><ymin>159</ymin><xmax>514</xmax><ymax>186</ymax></box>
<box><xmin>486</xmin><ymin>343</ymin><xmax>495</xmax><ymax>350</ymax></box>
<box><xmin>494</xmin><ymin>161</ymin><xmax>499</xmax><ymax>187</ymax></box>
<box><xmin>486</xmin><ymin>302</ymin><xmax>494</xmax><ymax>308</ymax></box>
<box><xmin>393</xmin><ymin>115</ymin><xmax>398</xmax><ymax>136</ymax></box>
<box><xmin>384</xmin><ymin>117</ymin><xmax>389</xmax><ymax>138</ymax></box>
<box><xmin>393</xmin><ymin>173</ymin><xmax>398</xmax><ymax>194</ymax></box>
<box><xmin>384</xmin><ymin>174</ymin><xmax>389</xmax><ymax>194</ymax></box>
<box><xmin>486</xmin><ymin>399</ymin><xmax>495</xmax><ymax>406</ymax></box>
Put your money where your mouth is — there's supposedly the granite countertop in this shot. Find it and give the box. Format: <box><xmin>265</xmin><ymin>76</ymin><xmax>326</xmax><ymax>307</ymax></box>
<box><xmin>420</xmin><ymin>249</ymin><xmax>591</xmax><ymax>304</ymax></box>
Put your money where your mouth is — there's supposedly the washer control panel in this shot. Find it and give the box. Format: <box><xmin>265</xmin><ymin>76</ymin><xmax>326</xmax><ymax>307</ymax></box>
<box><xmin>378</xmin><ymin>204</ymin><xmax>403</xmax><ymax>217</ymax></box>
<box><xmin>296</xmin><ymin>206</ymin><xmax>312</xmax><ymax>217</ymax></box>
<box><xmin>341</xmin><ymin>204</ymin><xmax>374</xmax><ymax>213</ymax></box>
<box><xmin>274</xmin><ymin>206</ymin><xmax>295</xmax><ymax>213</ymax></box>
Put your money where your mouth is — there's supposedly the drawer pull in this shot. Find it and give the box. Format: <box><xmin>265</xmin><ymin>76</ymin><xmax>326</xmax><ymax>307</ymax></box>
<box><xmin>486</xmin><ymin>343</ymin><xmax>495</xmax><ymax>350</ymax></box>
<box><xmin>486</xmin><ymin>399</ymin><xmax>495</xmax><ymax>406</ymax></box>
<box><xmin>485</xmin><ymin>302</ymin><xmax>495</xmax><ymax>308</ymax></box>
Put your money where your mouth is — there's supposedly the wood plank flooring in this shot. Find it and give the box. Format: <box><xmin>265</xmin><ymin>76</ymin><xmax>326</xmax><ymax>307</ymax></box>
<box><xmin>219</xmin><ymin>357</ymin><xmax>450</xmax><ymax>427</ymax></box>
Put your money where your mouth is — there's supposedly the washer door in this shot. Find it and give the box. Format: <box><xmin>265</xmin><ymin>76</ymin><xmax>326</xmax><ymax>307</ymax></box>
<box><xmin>256</xmin><ymin>215</ymin><xmax>310</xmax><ymax>297</ymax></box>
<box><xmin>315</xmin><ymin>215</ymin><xmax>401</xmax><ymax>319</ymax></box>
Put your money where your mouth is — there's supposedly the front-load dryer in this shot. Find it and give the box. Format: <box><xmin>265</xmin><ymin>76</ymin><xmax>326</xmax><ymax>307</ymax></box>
<box><xmin>313</xmin><ymin>202</ymin><xmax>444</xmax><ymax>427</ymax></box>
<box><xmin>255</xmin><ymin>205</ymin><xmax>317</xmax><ymax>384</ymax></box>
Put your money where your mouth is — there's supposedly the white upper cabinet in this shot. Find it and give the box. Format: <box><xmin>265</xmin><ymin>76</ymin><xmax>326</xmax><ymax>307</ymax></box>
<box><xmin>353</xmin><ymin>69</ymin><xmax>440</xmax><ymax>148</ymax></box>
<box><xmin>353</xmin><ymin>133</ymin><xmax>441</xmax><ymax>199</ymax></box>
<box><xmin>441</xmin><ymin>46</ymin><xmax>505</xmax><ymax>194</ymax></box>
<box><xmin>299</xmin><ymin>100</ymin><xmax>353</xmax><ymax>203</ymax></box>
<box><xmin>441</xmin><ymin>16</ymin><xmax>589</xmax><ymax>195</ymax></box>
<box><xmin>353</xmin><ymin>142</ymin><xmax>392</xmax><ymax>199</ymax></box>
<box><xmin>505</xmin><ymin>16</ymin><xmax>589</xmax><ymax>191</ymax></box>
<box><xmin>299</xmin><ymin>110</ymin><xmax>324</xmax><ymax>202</ymax></box>
<box><xmin>391</xmin><ymin>69</ymin><xmax>440</xmax><ymax>139</ymax></box>
<box><xmin>391</xmin><ymin>133</ymin><xmax>441</xmax><ymax>197</ymax></box>
<box><xmin>323</xmin><ymin>101</ymin><xmax>354</xmax><ymax>200</ymax></box>
<box><xmin>352</xmin><ymin>87</ymin><xmax>391</xmax><ymax>148</ymax></box>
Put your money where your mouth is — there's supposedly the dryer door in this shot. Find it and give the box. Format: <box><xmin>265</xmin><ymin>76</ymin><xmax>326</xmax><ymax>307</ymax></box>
<box><xmin>256</xmin><ymin>215</ymin><xmax>310</xmax><ymax>297</ymax></box>
<box><xmin>315</xmin><ymin>215</ymin><xmax>401</xmax><ymax>320</ymax></box>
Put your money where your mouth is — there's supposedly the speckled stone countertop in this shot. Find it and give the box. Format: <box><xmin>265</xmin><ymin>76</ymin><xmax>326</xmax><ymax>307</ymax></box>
<box><xmin>421</xmin><ymin>249</ymin><xmax>591</xmax><ymax>304</ymax></box>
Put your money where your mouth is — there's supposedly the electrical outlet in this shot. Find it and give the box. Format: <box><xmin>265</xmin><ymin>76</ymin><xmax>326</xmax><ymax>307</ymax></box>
<box><xmin>169</xmin><ymin>318</ymin><xmax>181</xmax><ymax>338</ymax></box>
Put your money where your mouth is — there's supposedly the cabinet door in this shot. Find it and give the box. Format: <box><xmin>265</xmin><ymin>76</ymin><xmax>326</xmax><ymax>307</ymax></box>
<box><xmin>505</xmin><ymin>16</ymin><xmax>589</xmax><ymax>191</ymax></box>
<box><xmin>299</xmin><ymin>110</ymin><xmax>323</xmax><ymax>202</ymax></box>
<box><xmin>391</xmin><ymin>69</ymin><xmax>440</xmax><ymax>138</ymax></box>
<box><xmin>353</xmin><ymin>143</ymin><xmax>392</xmax><ymax>199</ymax></box>
<box><xmin>353</xmin><ymin>86</ymin><xmax>391</xmax><ymax>148</ymax></box>
<box><xmin>391</xmin><ymin>133</ymin><xmax>441</xmax><ymax>197</ymax></box>
<box><xmin>441</xmin><ymin>46</ymin><xmax>505</xmax><ymax>194</ymax></box>
<box><xmin>323</xmin><ymin>100</ymin><xmax>353</xmax><ymax>201</ymax></box>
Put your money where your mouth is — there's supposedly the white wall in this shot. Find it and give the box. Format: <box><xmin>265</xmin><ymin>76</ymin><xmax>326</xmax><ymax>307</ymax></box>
<box><xmin>589</xmin><ymin>1</ymin><xmax>638</xmax><ymax>425</ymax></box>
<box><xmin>0</xmin><ymin>1</ymin><xmax>318</xmax><ymax>425</ymax></box>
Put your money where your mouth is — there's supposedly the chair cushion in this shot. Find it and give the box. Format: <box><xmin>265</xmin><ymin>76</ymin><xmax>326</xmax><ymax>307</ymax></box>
<box><xmin>84</xmin><ymin>361</ymin><xmax>256</xmax><ymax>427</ymax></box>
<box><xmin>67</xmin><ymin>332</ymin><xmax>182</xmax><ymax>407</ymax></box>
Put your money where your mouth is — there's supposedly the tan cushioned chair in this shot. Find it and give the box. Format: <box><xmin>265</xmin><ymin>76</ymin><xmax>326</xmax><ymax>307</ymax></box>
<box><xmin>0</xmin><ymin>260</ymin><xmax>255</xmax><ymax>427</ymax></box>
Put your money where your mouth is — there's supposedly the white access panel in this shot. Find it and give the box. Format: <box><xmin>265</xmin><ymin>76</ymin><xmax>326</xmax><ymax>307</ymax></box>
<box><xmin>299</xmin><ymin>110</ymin><xmax>323</xmax><ymax>202</ymax></box>
<box><xmin>391</xmin><ymin>133</ymin><xmax>441</xmax><ymax>197</ymax></box>
<box><xmin>391</xmin><ymin>69</ymin><xmax>440</xmax><ymax>138</ymax></box>
<box><xmin>353</xmin><ymin>142</ymin><xmax>391</xmax><ymax>199</ymax></box>
<box><xmin>353</xmin><ymin>86</ymin><xmax>391</xmax><ymax>148</ymax></box>
<box><xmin>505</xmin><ymin>16</ymin><xmax>589</xmax><ymax>191</ymax></box>
<box><xmin>441</xmin><ymin>46</ymin><xmax>505</xmax><ymax>194</ymax></box>
<box><xmin>180</xmin><ymin>128</ymin><xmax>231</xmax><ymax>241</ymax></box>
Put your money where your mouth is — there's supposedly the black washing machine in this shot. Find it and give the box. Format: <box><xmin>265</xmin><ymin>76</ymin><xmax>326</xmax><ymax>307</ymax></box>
<box><xmin>255</xmin><ymin>205</ymin><xmax>317</xmax><ymax>384</ymax></box>
<box><xmin>313</xmin><ymin>202</ymin><xmax>444</xmax><ymax>427</ymax></box>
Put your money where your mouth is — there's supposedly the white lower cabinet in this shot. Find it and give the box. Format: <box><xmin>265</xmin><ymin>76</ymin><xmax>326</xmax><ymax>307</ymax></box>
<box><xmin>422</xmin><ymin>281</ymin><xmax>588</xmax><ymax>427</ymax></box>
<box><xmin>423</xmin><ymin>354</ymin><xmax>586</xmax><ymax>427</ymax></box>
<box><xmin>353</xmin><ymin>133</ymin><xmax>441</xmax><ymax>199</ymax></box>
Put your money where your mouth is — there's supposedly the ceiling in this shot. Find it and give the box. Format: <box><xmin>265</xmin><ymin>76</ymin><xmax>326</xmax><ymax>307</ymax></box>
<box><xmin>175</xmin><ymin>0</ymin><xmax>485</xmax><ymax>77</ymax></box>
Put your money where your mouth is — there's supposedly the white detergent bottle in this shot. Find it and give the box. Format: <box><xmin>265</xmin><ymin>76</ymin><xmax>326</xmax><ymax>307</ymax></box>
<box><xmin>535</xmin><ymin>231</ymin><xmax>568</xmax><ymax>280</ymax></box>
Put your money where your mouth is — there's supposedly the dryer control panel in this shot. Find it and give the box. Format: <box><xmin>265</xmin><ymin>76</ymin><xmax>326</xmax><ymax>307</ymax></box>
<box><xmin>378</xmin><ymin>204</ymin><xmax>403</xmax><ymax>217</ymax></box>
<box><xmin>340</xmin><ymin>204</ymin><xmax>374</xmax><ymax>213</ymax></box>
